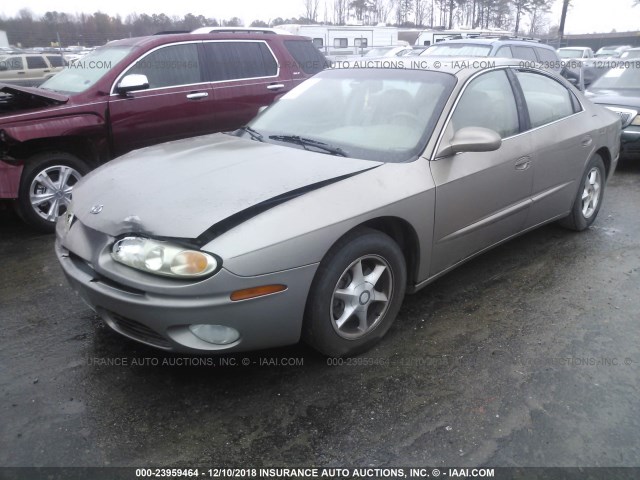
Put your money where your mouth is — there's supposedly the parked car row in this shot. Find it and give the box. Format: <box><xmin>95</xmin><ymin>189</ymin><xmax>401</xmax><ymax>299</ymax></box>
<box><xmin>587</xmin><ymin>66</ymin><xmax>640</xmax><ymax>158</ymax></box>
<box><xmin>0</xmin><ymin>30</ymin><xmax>328</xmax><ymax>230</ymax></box>
<box><xmin>422</xmin><ymin>37</ymin><xmax>563</xmax><ymax>73</ymax></box>
<box><xmin>1</xmin><ymin>26</ymin><xmax>629</xmax><ymax>357</ymax></box>
<box><xmin>0</xmin><ymin>53</ymin><xmax>66</xmax><ymax>86</ymax></box>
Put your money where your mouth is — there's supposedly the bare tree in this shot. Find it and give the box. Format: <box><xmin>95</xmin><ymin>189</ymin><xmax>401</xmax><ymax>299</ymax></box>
<box><xmin>528</xmin><ymin>0</ymin><xmax>552</xmax><ymax>35</ymax></box>
<box><xmin>333</xmin><ymin>0</ymin><xmax>348</xmax><ymax>24</ymax></box>
<box><xmin>415</xmin><ymin>0</ymin><xmax>429</xmax><ymax>25</ymax></box>
<box><xmin>303</xmin><ymin>0</ymin><xmax>320</xmax><ymax>22</ymax></box>
<box><xmin>512</xmin><ymin>0</ymin><xmax>532</xmax><ymax>34</ymax></box>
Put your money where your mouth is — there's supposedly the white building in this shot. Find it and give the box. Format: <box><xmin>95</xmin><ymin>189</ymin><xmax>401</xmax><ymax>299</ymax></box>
<box><xmin>0</xmin><ymin>30</ymin><xmax>9</xmax><ymax>48</ymax></box>
<box><xmin>277</xmin><ymin>24</ymin><xmax>400</xmax><ymax>57</ymax></box>
<box><xmin>415</xmin><ymin>28</ymin><xmax>513</xmax><ymax>46</ymax></box>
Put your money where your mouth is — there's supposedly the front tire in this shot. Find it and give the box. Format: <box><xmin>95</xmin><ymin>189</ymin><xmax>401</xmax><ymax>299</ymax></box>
<box><xmin>303</xmin><ymin>228</ymin><xmax>407</xmax><ymax>357</ymax></box>
<box><xmin>17</xmin><ymin>152</ymin><xmax>88</xmax><ymax>232</ymax></box>
<box><xmin>559</xmin><ymin>154</ymin><xmax>606</xmax><ymax>231</ymax></box>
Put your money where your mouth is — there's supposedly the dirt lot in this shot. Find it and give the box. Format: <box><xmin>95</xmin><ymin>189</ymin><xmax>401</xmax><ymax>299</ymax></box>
<box><xmin>1</xmin><ymin>161</ymin><xmax>639</xmax><ymax>469</ymax></box>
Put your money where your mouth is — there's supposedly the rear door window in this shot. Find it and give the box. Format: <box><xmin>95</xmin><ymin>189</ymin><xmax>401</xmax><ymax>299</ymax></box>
<box><xmin>512</xmin><ymin>46</ymin><xmax>537</xmax><ymax>61</ymax></box>
<box><xmin>46</xmin><ymin>55</ymin><xmax>65</xmax><ymax>67</ymax></box>
<box><xmin>283</xmin><ymin>40</ymin><xmax>328</xmax><ymax>75</ymax></box>
<box><xmin>26</xmin><ymin>56</ymin><xmax>48</xmax><ymax>69</ymax></box>
<box><xmin>496</xmin><ymin>46</ymin><xmax>513</xmax><ymax>58</ymax></box>
<box><xmin>516</xmin><ymin>71</ymin><xmax>577</xmax><ymax>128</ymax></box>
<box><xmin>535</xmin><ymin>47</ymin><xmax>558</xmax><ymax>63</ymax></box>
<box><xmin>204</xmin><ymin>42</ymin><xmax>277</xmax><ymax>81</ymax></box>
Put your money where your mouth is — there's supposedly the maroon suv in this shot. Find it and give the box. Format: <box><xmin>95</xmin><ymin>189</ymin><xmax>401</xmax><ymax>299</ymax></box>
<box><xmin>0</xmin><ymin>30</ymin><xmax>327</xmax><ymax>230</ymax></box>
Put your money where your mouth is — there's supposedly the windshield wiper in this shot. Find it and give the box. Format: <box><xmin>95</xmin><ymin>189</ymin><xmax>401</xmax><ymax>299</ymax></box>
<box><xmin>268</xmin><ymin>135</ymin><xmax>348</xmax><ymax>157</ymax></box>
<box><xmin>238</xmin><ymin>126</ymin><xmax>264</xmax><ymax>142</ymax></box>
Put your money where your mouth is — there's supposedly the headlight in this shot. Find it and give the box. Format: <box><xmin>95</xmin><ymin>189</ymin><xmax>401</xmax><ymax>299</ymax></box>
<box><xmin>111</xmin><ymin>237</ymin><xmax>218</xmax><ymax>279</ymax></box>
<box><xmin>631</xmin><ymin>115</ymin><xmax>640</xmax><ymax>126</ymax></box>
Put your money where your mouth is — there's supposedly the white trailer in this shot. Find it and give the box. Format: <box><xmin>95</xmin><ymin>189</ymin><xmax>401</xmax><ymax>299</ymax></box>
<box><xmin>277</xmin><ymin>24</ymin><xmax>400</xmax><ymax>57</ymax></box>
<box><xmin>415</xmin><ymin>28</ymin><xmax>512</xmax><ymax>46</ymax></box>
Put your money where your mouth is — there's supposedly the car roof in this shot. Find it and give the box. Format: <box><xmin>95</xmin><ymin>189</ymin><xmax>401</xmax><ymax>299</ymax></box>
<box><xmin>598</xmin><ymin>45</ymin><xmax>631</xmax><ymax>50</ymax></box>
<box><xmin>105</xmin><ymin>32</ymin><xmax>309</xmax><ymax>49</ymax></box>
<box><xmin>431</xmin><ymin>38</ymin><xmax>553</xmax><ymax>48</ymax></box>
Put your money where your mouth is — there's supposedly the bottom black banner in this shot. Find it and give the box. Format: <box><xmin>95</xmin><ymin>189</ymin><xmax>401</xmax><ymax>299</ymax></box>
<box><xmin>1</xmin><ymin>467</ymin><xmax>639</xmax><ymax>480</ymax></box>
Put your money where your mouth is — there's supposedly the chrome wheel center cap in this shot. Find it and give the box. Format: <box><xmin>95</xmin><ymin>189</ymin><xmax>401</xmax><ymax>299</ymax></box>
<box><xmin>352</xmin><ymin>283</ymin><xmax>374</xmax><ymax>306</ymax></box>
<box><xmin>359</xmin><ymin>291</ymin><xmax>371</xmax><ymax>305</ymax></box>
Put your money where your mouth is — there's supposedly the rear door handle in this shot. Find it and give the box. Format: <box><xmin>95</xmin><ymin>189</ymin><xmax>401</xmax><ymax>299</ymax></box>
<box><xmin>581</xmin><ymin>135</ymin><xmax>593</xmax><ymax>147</ymax></box>
<box><xmin>186</xmin><ymin>92</ymin><xmax>209</xmax><ymax>100</ymax></box>
<box><xmin>515</xmin><ymin>156</ymin><xmax>531</xmax><ymax>171</ymax></box>
<box><xmin>267</xmin><ymin>83</ymin><xmax>285</xmax><ymax>91</ymax></box>
<box><xmin>43</xmin><ymin>70</ymin><xmax>50</xmax><ymax>73</ymax></box>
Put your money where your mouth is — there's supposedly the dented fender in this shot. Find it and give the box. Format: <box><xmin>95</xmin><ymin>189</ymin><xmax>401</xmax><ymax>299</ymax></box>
<box><xmin>1</xmin><ymin>112</ymin><xmax>107</xmax><ymax>145</ymax></box>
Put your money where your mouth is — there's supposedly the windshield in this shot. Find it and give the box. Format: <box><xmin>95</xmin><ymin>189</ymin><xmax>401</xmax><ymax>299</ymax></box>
<box><xmin>244</xmin><ymin>68</ymin><xmax>456</xmax><ymax>163</ymax></box>
<box><xmin>365</xmin><ymin>47</ymin><xmax>395</xmax><ymax>57</ymax></box>
<box><xmin>589</xmin><ymin>66</ymin><xmax>640</xmax><ymax>90</ymax></box>
<box><xmin>422</xmin><ymin>43</ymin><xmax>492</xmax><ymax>57</ymax></box>
<box><xmin>39</xmin><ymin>46</ymin><xmax>133</xmax><ymax>94</ymax></box>
<box><xmin>558</xmin><ymin>49</ymin><xmax>584</xmax><ymax>58</ymax></box>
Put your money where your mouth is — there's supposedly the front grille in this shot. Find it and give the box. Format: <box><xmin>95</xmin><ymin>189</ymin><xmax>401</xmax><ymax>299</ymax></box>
<box><xmin>108</xmin><ymin>312</ymin><xmax>171</xmax><ymax>349</ymax></box>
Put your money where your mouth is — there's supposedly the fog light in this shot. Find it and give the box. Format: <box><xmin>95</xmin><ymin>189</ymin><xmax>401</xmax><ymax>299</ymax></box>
<box><xmin>189</xmin><ymin>324</ymin><xmax>240</xmax><ymax>345</ymax></box>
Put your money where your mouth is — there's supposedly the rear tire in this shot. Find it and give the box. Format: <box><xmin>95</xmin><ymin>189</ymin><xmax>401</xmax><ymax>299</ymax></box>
<box><xmin>303</xmin><ymin>228</ymin><xmax>407</xmax><ymax>357</ymax></box>
<box><xmin>17</xmin><ymin>152</ymin><xmax>88</xmax><ymax>232</ymax></box>
<box><xmin>559</xmin><ymin>154</ymin><xmax>606</xmax><ymax>232</ymax></box>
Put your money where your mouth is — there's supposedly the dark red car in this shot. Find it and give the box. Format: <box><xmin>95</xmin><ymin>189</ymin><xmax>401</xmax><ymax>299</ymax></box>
<box><xmin>0</xmin><ymin>30</ymin><xmax>327</xmax><ymax>230</ymax></box>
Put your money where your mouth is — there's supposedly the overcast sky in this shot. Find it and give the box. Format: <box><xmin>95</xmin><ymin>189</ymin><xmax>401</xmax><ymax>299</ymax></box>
<box><xmin>1</xmin><ymin>0</ymin><xmax>639</xmax><ymax>34</ymax></box>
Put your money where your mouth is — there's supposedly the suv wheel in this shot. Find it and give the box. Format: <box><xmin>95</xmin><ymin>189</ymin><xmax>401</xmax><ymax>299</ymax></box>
<box><xmin>17</xmin><ymin>152</ymin><xmax>88</xmax><ymax>232</ymax></box>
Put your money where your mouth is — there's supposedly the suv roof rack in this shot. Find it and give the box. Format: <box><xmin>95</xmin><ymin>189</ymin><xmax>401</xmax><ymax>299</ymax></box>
<box><xmin>153</xmin><ymin>30</ymin><xmax>190</xmax><ymax>35</ymax></box>
<box><xmin>191</xmin><ymin>27</ymin><xmax>287</xmax><ymax>35</ymax></box>
<box><xmin>498</xmin><ymin>35</ymin><xmax>540</xmax><ymax>42</ymax></box>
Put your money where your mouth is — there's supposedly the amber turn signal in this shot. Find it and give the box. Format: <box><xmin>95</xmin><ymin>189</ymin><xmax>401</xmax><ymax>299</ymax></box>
<box><xmin>230</xmin><ymin>284</ymin><xmax>287</xmax><ymax>301</ymax></box>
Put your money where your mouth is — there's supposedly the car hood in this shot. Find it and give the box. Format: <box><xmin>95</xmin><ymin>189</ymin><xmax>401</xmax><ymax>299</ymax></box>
<box><xmin>587</xmin><ymin>90</ymin><xmax>640</xmax><ymax>110</ymax></box>
<box><xmin>73</xmin><ymin>133</ymin><xmax>381</xmax><ymax>240</ymax></box>
<box><xmin>0</xmin><ymin>83</ymin><xmax>69</xmax><ymax>103</ymax></box>
<box><xmin>0</xmin><ymin>83</ymin><xmax>69</xmax><ymax>116</ymax></box>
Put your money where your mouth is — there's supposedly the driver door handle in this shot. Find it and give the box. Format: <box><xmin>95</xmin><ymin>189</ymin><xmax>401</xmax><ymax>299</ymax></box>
<box><xmin>515</xmin><ymin>156</ymin><xmax>531</xmax><ymax>171</ymax></box>
<box><xmin>186</xmin><ymin>92</ymin><xmax>209</xmax><ymax>100</ymax></box>
<box><xmin>267</xmin><ymin>83</ymin><xmax>285</xmax><ymax>91</ymax></box>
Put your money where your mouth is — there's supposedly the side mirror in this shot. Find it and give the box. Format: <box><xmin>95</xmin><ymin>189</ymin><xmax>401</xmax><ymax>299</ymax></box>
<box><xmin>438</xmin><ymin>127</ymin><xmax>502</xmax><ymax>157</ymax></box>
<box><xmin>116</xmin><ymin>74</ymin><xmax>149</xmax><ymax>95</ymax></box>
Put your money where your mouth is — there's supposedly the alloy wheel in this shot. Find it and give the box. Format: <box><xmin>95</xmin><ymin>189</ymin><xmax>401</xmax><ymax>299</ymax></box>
<box><xmin>581</xmin><ymin>167</ymin><xmax>601</xmax><ymax>219</ymax></box>
<box><xmin>29</xmin><ymin>165</ymin><xmax>82</xmax><ymax>222</ymax></box>
<box><xmin>330</xmin><ymin>254</ymin><xmax>393</xmax><ymax>340</ymax></box>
